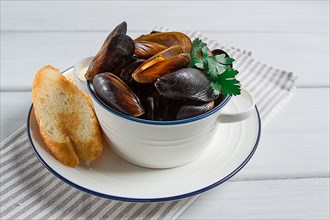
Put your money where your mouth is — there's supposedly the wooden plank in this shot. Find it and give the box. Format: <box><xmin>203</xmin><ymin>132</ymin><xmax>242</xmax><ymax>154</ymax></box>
<box><xmin>1</xmin><ymin>31</ymin><xmax>328</xmax><ymax>90</ymax></box>
<box><xmin>0</xmin><ymin>92</ymin><xmax>31</xmax><ymax>141</ymax></box>
<box><xmin>209</xmin><ymin>32</ymin><xmax>329</xmax><ymax>88</ymax></box>
<box><xmin>1</xmin><ymin>1</ymin><xmax>328</xmax><ymax>33</ymax></box>
<box><xmin>1</xmin><ymin>88</ymin><xmax>329</xmax><ymax>179</ymax></box>
<box><xmin>1</xmin><ymin>32</ymin><xmax>103</xmax><ymax>91</ymax></box>
<box><xmin>233</xmin><ymin>87</ymin><xmax>329</xmax><ymax>180</ymax></box>
<box><xmin>178</xmin><ymin>178</ymin><xmax>330</xmax><ymax>219</ymax></box>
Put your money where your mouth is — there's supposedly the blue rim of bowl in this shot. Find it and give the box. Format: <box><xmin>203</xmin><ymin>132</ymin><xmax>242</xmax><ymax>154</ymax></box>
<box><xmin>27</xmin><ymin>66</ymin><xmax>261</xmax><ymax>202</ymax></box>
<box><xmin>86</xmin><ymin>70</ymin><xmax>232</xmax><ymax>125</ymax></box>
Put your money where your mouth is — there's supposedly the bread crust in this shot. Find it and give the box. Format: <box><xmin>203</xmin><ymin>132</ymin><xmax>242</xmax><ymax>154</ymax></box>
<box><xmin>32</xmin><ymin>65</ymin><xmax>103</xmax><ymax>167</ymax></box>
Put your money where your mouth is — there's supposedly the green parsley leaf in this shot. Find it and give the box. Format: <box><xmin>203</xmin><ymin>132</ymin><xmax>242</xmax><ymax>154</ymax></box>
<box><xmin>190</xmin><ymin>53</ymin><xmax>204</xmax><ymax>68</ymax></box>
<box><xmin>205</xmin><ymin>57</ymin><xmax>225</xmax><ymax>81</ymax></box>
<box><xmin>195</xmin><ymin>62</ymin><xmax>204</xmax><ymax>69</ymax></box>
<box><xmin>217</xmin><ymin>68</ymin><xmax>241</xmax><ymax>96</ymax></box>
<box><xmin>191</xmin><ymin>38</ymin><xmax>207</xmax><ymax>54</ymax></box>
<box><xmin>215</xmin><ymin>54</ymin><xmax>235</xmax><ymax>65</ymax></box>
<box><xmin>202</xmin><ymin>46</ymin><xmax>210</xmax><ymax>58</ymax></box>
<box><xmin>189</xmin><ymin>38</ymin><xmax>241</xmax><ymax>96</ymax></box>
<box><xmin>209</xmin><ymin>81</ymin><xmax>221</xmax><ymax>94</ymax></box>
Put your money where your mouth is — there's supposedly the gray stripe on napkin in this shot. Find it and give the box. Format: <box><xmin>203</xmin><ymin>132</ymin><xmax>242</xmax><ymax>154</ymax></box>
<box><xmin>1</xmin><ymin>125</ymin><xmax>27</xmax><ymax>149</ymax></box>
<box><xmin>142</xmin><ymin>202</ymin><xmax>164</xmax><ymax>219</ymax></box>
<box><xmin>1</xmin><ymin>146</ymin><xmax>31</xmax><ymax>167</ymax></box>
<box><xmin>38</xmin><ymin>188</ymin><xmax>81</xmax><ymax>219</ymax></box>
<box><xmin>0</xmin><ymin>29</ymin><xmax>296</xmax><ymax>219</ymax></box>
<box><xmin>1</xmin><ymin>135</ymin><xmax>28</xmax><ymax>157</ymax></box>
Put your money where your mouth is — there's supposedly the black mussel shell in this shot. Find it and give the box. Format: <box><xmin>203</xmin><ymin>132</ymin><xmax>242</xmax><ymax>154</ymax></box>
<box><xmin>145</xmin><ymin>95</ymin><xmax>156</xmax><ymax>120</ymax></box>
<box><xmin>85</xmin><ymin>34</ymin><xmax>135</xmax><ymax>80</ymax></box>
<box><xmin>150</xmin><ymin>30</ymin><xmax>161</xmax><ymax>34</ymax></box>
<box><xmin>134</xmin><ymin>85</ymin><xmax>161</xmax><ymax>120</ymax></box>
<box><xmin>156</xmin><ymin>97</ymin><xmax>183</xmax><ymax>121</ymax></box>
<box><xmin>93</xmin><ymin>73</ymin><xmax>144</xmax><ymax>117</ymax></box>
<box><xmin>138</xmin><ymin>94</ymin><xmax>160</xmax><ymax>121</ymax></box>
<box><xmin>102</xmin><ymin>21</ymin><xmax>127</xmax><ymax>47</ymax></box>
<box><xmin>120</xmin><ymin>59</ymin><xmax>146</xmax><ymax>84</ymax></box>
<box><xmin>176</xmin><ymin>101</ymin><xmax>214</xmax><ymax>120</ymax></box>
<box><xmin>154</xmin><ymin>68</ymin><xmax>218</xmax><ymax>102</ymax></box>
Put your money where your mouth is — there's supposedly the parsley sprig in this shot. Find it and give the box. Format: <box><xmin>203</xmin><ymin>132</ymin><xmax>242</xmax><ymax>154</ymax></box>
<box><xmin>189</xmin><ymin>38</ymin><xmax>241</xmax><ymax>96</ymax></box>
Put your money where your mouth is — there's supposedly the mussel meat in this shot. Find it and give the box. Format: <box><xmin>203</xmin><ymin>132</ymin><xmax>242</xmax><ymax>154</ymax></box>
<box><xmin>154</xmin><ymin>68</ymin><xmax>218</xmax><ymax>102</ymax></box>
<box><xmin>134</xmin><ymin>41</ymin><xmax>168</xmax><ymax>59</ymax></box>
<box><xmin>132</xmin><ymin>46</ymin><xmax>190</xmax><ymax>83</ymax></box>
<box><xmin>85</xmin><ymin>34</ymin><xmax>135</xmax><ymax>80</ymax></box>
<box><xmin>176</xmin><ymin>101</ymin><xmax>214</xmax><ymax>120</ymax></box>
<box><xmin>135</xmin><ymin>32</ymin><xmax>192</xmax><ymax>53</ymax></box>
<box><xmin>93</xmin><ymin>73</ymin><xmax>144</xmax><ymax>117</ymax></box>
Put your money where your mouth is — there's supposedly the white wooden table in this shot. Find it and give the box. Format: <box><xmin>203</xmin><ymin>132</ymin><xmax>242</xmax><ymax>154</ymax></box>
<box><xmin>1</xmin><ymin>1</ymin><xmax>329</xmax><ymax>219</ymax></box>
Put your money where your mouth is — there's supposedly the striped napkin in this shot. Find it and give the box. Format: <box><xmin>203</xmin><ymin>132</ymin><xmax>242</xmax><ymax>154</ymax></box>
<box><xmin>0</xmin><ymin>29</ymin><xmax>297</xmax><ymax>220</ymax></box>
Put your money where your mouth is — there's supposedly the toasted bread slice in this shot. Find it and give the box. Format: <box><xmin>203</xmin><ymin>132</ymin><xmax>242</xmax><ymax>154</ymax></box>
<box><xmin>32</xmin><ymin>65</ymin><xmax>103</xmax><ymax>167</ymax></box>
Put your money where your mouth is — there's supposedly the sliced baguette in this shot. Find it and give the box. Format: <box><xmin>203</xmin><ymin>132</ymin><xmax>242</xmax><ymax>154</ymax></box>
<box><xmin>32</xmin><ymin>65</ymin><xmax>103</xmax><ymax>167</ymax></box>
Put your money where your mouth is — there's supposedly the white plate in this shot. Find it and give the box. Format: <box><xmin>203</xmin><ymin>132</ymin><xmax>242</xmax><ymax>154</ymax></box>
<box><xmin>28</xmin><ymin>67</ymin><xmax>261</xmax><ymax>202</ymax></box>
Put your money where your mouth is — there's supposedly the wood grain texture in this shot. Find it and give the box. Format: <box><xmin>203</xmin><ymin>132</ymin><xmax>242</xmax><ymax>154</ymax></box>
<box><xmin>233</xmin><ymin>88</ymin><xmax>330</xmax><ymax>180</ymax></box>
<box><xmin>0</xmin><ymin>92</ymin><xmax>32</xmax><ymax>141</ymax></box>
<box><xmin>1</xmin><ymin>1</ymin><xmax>329</xmax><ymax>33</ymax></box>
<box><xmin>1</xmin><ymin>31</ymin><xmax>329</xmax><ymax>90</ymax></box>
<box><xmin>1</xmin><ymin>1</ymin><xmax>329</xmax><ymax>219</ymax></box>
<box><xmin>178</xmin><ymin>178</ymin><xmax>330</xmax><ymax>219</ymax></box>
<box><xmin>1</xmin><ymin>1</ymin><xmax>329</xmax><ymax>90</ymax></box>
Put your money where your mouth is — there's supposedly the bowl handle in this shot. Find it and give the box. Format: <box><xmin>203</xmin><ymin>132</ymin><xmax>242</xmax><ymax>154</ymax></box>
<box><xmin>217</xmin><ymin>87</ymin><xmax>255</xmax><ymax>123</ymax></box>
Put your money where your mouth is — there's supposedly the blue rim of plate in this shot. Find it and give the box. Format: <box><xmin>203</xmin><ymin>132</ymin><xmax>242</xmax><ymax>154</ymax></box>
<box><xmin>27</xmin><ymin>66</ymin><xmax>261</xmax><ymax>202</ymax></box>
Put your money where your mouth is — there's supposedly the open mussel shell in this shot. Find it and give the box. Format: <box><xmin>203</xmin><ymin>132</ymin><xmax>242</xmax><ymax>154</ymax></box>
<box><xmin>134</xmin><ymin>41</ymin><xmax>168</xmax><ymax>59</ymax></box>
<box><xmin>135</xmin><ymin>32</ymin><xmax>192</xmax><ymax>53</ymax></box>
<box><xmin>148</xmin><ymin>45</ymin><xmax>183</xmax><ymax>59</ymax></box>
<box><xmin>132</xmin><ymin>46</ymin><xmax>190</xmax><ymax>83</ymax></box>
<box><xmin>133</xmin><ymin>53</ymin><xmax>190</xmax><ymax>84</ymax></box>
<box><xmin>120</xmin><ymin>58</ymin><xmax>146</xmax><ymax>84</ymax></box>
<box><xmin>92</xmin><ymin>72</ymin><xmax>144</xmax><ymax>117</ymax></box>
<box><xmin>176</xmin><ymin>101</ymin><xmax>214</xmax><ymax>120</ymax></box>
<box><xmin>155</xmin><ymin>68</ymin><xmax>218</xmax><ymax>102</ymax></box>
<box><xmin>85</xmin><ymin>34</ymin><xmax>135</xmax><ymax>80</ymax></box>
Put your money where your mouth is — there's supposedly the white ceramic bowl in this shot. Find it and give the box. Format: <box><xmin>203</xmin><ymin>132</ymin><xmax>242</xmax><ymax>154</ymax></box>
<box><xmin>82</xmin><ymin>59</ymin><xmax>255</xmax><ymax>169</ymax></box>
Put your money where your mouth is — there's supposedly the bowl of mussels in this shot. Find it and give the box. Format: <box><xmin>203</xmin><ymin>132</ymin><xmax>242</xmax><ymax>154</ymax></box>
<box><xmin>79</xmin><ymin>21</ymin><xmax>255</xmax><ymax>168</ymax></box>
